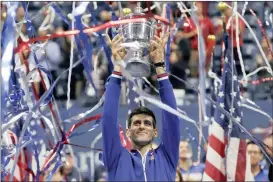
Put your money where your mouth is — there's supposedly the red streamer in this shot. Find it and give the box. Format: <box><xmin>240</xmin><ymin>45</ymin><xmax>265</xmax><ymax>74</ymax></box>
<box><xmin>15</xmin><ymin>14</ymin><xmax>170</xmax><ymax>54</ymax></box>
<box><xmin>242</xmin><ymin>77</ymin><xmax>273</xmax><ymax>85</ymax></box>
<box><xmin>249</xmin><ymin>9</ymin><xmax>273</xmax><ymax>60</ymax></box>
<box><xmin>42</xmin><ymin>114</ymin><xmax>102</xmax><ymax>171</ymax></box>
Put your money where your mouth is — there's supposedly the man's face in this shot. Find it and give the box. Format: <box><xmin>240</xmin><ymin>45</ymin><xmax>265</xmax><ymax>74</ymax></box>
<box><xmin>247</xmin><ymin>144</ymin><xmax>263</xmax><ymax>166</ymax></box>
<box><xmin>223</xmin><ymin>8</ymin><xmax>232</xmax><ymax>17</ymax></box>
<box><xmin>62</xmin><ymin>154</ymin><xmax>74</xmax><ymax>176</ymax></box>
<box><xmin>126</xmin><ymin>114</ymin><xmax>157</xmax><ymax>147</ymax></box>
<box><xmin>179</xmin><ymin>141</ymin><xmax>192</xmax><ymax>159</ymax></box>
<box><xmin>195</xmin><ymin>2</ymin><xmax>203</xmax><ymax>15</ymax></box>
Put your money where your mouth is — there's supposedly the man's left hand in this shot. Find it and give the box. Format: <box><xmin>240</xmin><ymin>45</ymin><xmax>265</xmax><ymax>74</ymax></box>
<box><xmin>149</xmin><ymin>32</ymin><xmax>170</xmax><ymax>64</ymax></box>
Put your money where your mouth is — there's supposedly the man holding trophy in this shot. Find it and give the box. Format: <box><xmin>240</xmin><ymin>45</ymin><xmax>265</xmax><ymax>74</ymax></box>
<box><xmin>101</xmin><ymin>6</ymin><xmax>181</xmax><ymax>181</ymax></box>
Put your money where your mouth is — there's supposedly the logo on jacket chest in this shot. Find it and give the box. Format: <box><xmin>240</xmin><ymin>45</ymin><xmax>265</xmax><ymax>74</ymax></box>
<box><xmin>149</xmin><ymin>150</ymin><xmax>155</xmax><ymax>161</ymax></box>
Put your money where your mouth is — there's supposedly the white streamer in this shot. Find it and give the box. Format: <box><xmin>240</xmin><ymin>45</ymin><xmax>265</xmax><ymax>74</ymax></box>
<box><xmin>64</xmin><ymin>94</ymin><xmax>104</xmax><ymax>123</ymax></box>
<box><xmin>2</xmin><ymin>112</ymin><xmax>27</xmax><ymax>133</ymax></box>
<box><xmin>71</xmin><ymin>2</ymin><xmax>89</xmax><ymax>17</ymax></box>
<box><xmin>245</xmin><ymin>66</ymin><xmax>271</xmax><ymax>78</ymax></box>
<box><xmin>66</xmin><ymin>2</ymin><xmax>76</xmax><ymax>110</ymax></box>
<box><xmin>93</xmin><ymin>2</ymin><xmax>97</xmax><ymax>10</ymax></box>
<box><xmin>235</xmin><ymin>4</ymin><xmax>248</xmax><ymax>83</ymax></box>
<box><xmin>142</xmin><ymin>76</ymin><xmax>188</xmax><ymax>116</ymax></box>
<box><xmin>142</xmin><ymin>2</ymin><xmax>160</xmax><ymax>13</ymax></box>
<box><xmin>226</xmin><ymin>4</ymin><xmax>273</xmax><ymax>76</ymax></box>
<box><xmin>241</xmin><ymin>2</ymin><xmax>248</xmax><ymax>16</ymax></box>
<box><xmin>38</xmin><ymin>6</ymin><xmax>55</xmax><ymax>32</ymax></box>
<box><xmin>208</xmin><ymin>70</ymin><xmax>222</xmax><ymax>84</ymax></box>
<box><xmin>80</xmin><ymin>14</ymin><xmax>91</xmax><ymax>28</ymax></box>
<box><xmin>40</xmin><ymin>115</ymin><xmax>54</xmax><ymax>130</ymax></box>
<box><xmin>242</xmin><ymin>104</ymin><xmax>273</xmax><ymax>121</ymax></box>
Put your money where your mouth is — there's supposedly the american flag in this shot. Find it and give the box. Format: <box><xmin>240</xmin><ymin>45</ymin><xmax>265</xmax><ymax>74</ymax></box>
<box><xmin>203</xmin><ymin>33</ymin><xmax>253</xmax><ymax>181</ymax></box>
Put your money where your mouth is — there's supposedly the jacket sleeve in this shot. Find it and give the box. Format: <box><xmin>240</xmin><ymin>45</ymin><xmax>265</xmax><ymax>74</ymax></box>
<box><xmin>158</xmin><ymin>73</ymin><xmax>180</xmax><ymax>169</ymax></box>
<box><xmin>102</xmin><ymin>71</ymin><xmax>123</xmax><ymax>170</ymax></box>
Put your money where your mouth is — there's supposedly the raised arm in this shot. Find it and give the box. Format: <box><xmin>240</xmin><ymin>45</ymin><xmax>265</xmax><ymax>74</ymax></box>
<box><xmin>157</xmin><ymin>68</ymin><xmax>180</xmax><ymax>168</ymax></box>
<box><xmin>102</xmin><ymin>35</ymin><xmax>126</xmax><ymax>170</ymax></box>
<box><xmin>150</xmin><ymin>32</ymin><xmax>180</xmax><ymax>169</ymax></box>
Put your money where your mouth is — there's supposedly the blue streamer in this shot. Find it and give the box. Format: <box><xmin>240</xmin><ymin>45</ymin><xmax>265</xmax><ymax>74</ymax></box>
<box><xmin>87</xmin><ymin>4</ymin><xmax>113</xmax><ymax>71</ymax></box>
<box><xmin>51</xmin><ymin>4</ymin><xmax>71</xmax><ymax>26</ymax></box>
<box><xmin>41</xmin><ymin>137</ymin><xmax>63</xmax><ymax>177</ymax></box>
<box><xmin>46</xmin><ymin>158</ymin><xmax>62</xmax><ymax>181</ymax></box>
<box><xmin>44</xmin><ymin>133</ymin><xmax>66</xmax><ymax>181</ymax></box>
<box><xmin>108</xmin><ymin>3</ymin><xmax>118</xmax><ymax>38</ymax></box>
<box><xmin>41</xmin><ymin>145</ymin><xmax>60</xmax><ymax>173</ymax></box>
<box><xmin>165</xmin><ymin>4</ymin><xmax>171</xmax><ymax>72</ymax></box>
<box><xmin>74</xmin><ymin>15</ymin><xmax>98</xmax><ymax>96</ymax></box>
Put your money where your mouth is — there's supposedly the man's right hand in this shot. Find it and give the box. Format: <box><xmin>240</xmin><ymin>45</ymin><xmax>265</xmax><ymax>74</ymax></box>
<box><xmin>106</xmin><ymin>34</ymin><xmax>126</xmax><ymax>62</ymax></box>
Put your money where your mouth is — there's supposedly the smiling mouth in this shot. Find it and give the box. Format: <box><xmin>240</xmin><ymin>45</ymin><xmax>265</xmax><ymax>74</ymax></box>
<box><xmin>137</xmin><ymin>132</ymin><xmax>147</xmax><ymax>135</ymax></box>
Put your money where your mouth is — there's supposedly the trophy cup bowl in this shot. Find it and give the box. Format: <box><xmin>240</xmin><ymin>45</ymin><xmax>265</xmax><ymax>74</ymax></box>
<box><xmin>119</xmin><ymin>9</ymin><xmax>156</xmax><ymax>77</ymax></box>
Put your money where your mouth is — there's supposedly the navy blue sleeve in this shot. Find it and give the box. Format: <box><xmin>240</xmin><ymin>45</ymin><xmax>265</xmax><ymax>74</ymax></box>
<box><xmin>102</xmin><ymin>72</ymin><xmax>123</xmax><ymax>170</ymax></box>
<box><xmin>158</xmin><ymin>73</ymin><xmax>180</xmax><ymax>169</ymax></box>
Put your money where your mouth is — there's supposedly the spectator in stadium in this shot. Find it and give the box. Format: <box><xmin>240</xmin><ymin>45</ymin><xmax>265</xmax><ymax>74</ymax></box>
<box><xmin>263</xmin><ymin>133</ymin><xmax>273</xmax><ymax>170</ymax></box>
<box><xmin>91</xmin><ymin>49</ymin><xmax>109</xmax><ymax>97</ymax></box>
<box><xmin>94</xmin><ymin>163</ymin><xmax>108</xmax><ymax>182</ymax></box>
<box><xmin>16</xmin><ymin>5</ymin><xmax>25</xmax><ymax>22</ymax></box>
<box><xmin>101</xmin><ymin>32</ymin><xmax>180</xmax><ymax>181</ymax></box>
<box><xmin>169</xmin><ymin>34</ymin><xmax>191</xmax><ymax>90</ymax></box>
<box><xmin>50</xmin><ymin>169</ymin><xmax>63</xmax><ymax>182</ymax></box>
<box><xmin>178</xmin><ymin>1</ymin><xmax>214</xmax><ymax>77</ymax></box>
<box><xmin>178</xmin><ymin>140</ymin><xmax>205</xmax><ymax>181</ymax></box>
<box><xmin>255</xmin><ymin>37</ymin><xmax>273</xmax><ymax>77</ymax></box>
<box><xmin>59</xmin><ymin>152</ymin><xmax>81</xmax><ymax>181</ymax></box>
<box><xmin>247</xmin><ymin>141</ymin><xmax>269</xmax><ymax>181</ymax></box>
<box><xmin>97</xmin><ymin>2</ymin><xmax>120</xmax><ymax>23</ymax></box>
<box><xmin>263</xmin><ymin>133</ymin><xmax>273</xmax><ymax>158</ymax></box>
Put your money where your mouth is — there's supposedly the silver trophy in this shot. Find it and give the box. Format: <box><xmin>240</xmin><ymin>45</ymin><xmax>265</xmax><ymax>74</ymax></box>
<box><xmin>119</xmin><ymin>6</ymin><xmax>157</xmax><ymax>77</ymax></box>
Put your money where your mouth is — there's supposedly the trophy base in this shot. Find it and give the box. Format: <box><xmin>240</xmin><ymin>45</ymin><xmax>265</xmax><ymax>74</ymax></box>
<box><xmin>126</xmin><ymin>61</ymin><xmax>150</xmax><ymax>78</ymax></box>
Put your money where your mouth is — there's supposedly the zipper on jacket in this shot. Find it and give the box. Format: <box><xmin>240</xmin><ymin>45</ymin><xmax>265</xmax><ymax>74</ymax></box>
<box><xmin>139</xmin><ymin>150</ymin><xmax>149</xmax><ymax>182</ymax></box>
<box><xmin>142</xmin><ymin>153</ymin><xmax>147</xmax><ymax>182</ymax></box>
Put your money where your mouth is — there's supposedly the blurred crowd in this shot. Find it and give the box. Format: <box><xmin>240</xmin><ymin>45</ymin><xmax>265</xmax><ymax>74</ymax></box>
<box><xmin>1</xmin><ymin>1</ymin><xmax>273</xmax><ymax>106</ymax></box>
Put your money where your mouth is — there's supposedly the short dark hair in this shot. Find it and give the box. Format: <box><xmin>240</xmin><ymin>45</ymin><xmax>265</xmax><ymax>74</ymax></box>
<box><xmin>247</xmin><ymin>141</ymin><xmax>262</xmax><ymax>153</ymax></box>
<box><xmin>127</xmin><ymin>107</ymin><xmax>156</xmax><ymax>128</ymax></box>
